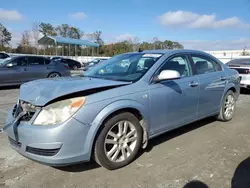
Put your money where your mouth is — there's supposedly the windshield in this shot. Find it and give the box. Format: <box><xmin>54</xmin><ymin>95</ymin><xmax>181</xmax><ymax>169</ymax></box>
<box><xmin>83</xmin><ymin>53</ymin><xmax>163</xmax><ymax>82</ymax></box>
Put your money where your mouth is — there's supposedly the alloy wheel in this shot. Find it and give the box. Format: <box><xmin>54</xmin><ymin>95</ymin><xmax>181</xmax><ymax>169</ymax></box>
<box><xmin>224</xmin><ymin>94</ymin><xmax>235</xmax><ymax>119</ymax></box>
<box><xmin>48</xmin><ymin>73</ymin><xmax>60</xmax><ymax>78</ymax></box>
<box><xmin>104</xmin><ymin>121</ymin><xmax>138</xmax><ymax>163</ymax></box>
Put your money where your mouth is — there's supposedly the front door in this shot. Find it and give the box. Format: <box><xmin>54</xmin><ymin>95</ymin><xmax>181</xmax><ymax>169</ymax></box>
<box><xmin>0</xmin><ymin>56</ymin><xmax>28</xmax><ymax>85</ymax></box>
<box><xmin>149</xmin><ymin>54</ymin><xmax>199</xmax><ymax>135</ymax></box>
<box><xmin>190</xmin><ymin>54</ymin><xmax>227</xmax><ymax>118</ymax></box>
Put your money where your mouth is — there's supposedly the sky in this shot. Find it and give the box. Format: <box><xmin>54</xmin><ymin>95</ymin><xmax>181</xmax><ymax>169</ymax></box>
<box><xmin>1</xmin><ymin>0</ymin><xmax>250</xmax><ymax>50</ymax></box>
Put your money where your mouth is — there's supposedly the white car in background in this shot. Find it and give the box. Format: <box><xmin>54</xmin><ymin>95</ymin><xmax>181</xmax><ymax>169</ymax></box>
<box><xmin>226</xmin><ymin>59</ymin><xmax>250</xmax><ymax>89</ymax></box>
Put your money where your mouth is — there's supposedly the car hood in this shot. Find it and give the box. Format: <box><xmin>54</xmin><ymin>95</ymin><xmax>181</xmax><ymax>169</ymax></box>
<box><xmin>19</xmin><ymin>76</ymin><xmax>130</xmax><ymax>106</ymax></box>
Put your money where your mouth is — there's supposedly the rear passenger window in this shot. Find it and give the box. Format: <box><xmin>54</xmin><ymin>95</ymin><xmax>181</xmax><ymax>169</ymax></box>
<box><xmin>191</xmin><ymin>56</ymin><xmax>222</xmax><ymax>75</ymax></box>
<box><xmin>28</xmin><ymin>57</ymin><xmax>44</xmax><ymax>65</ymax></box>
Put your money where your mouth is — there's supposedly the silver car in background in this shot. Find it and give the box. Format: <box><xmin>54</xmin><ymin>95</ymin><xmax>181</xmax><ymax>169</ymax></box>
<box><xmin>0</xmin><ymin>56</ymin><xmax>71</xmax><ymax>86</ymax></box>
<box><xmin>226</xmin><ymin>58</ymin><xmax>250</xmax><ymax>89</ymax></box>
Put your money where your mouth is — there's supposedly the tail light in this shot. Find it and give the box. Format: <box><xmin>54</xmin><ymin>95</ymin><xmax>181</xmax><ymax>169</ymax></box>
<box><xmin>64</xmin><ymin>65</ymin><xmax>69</xmax><ymax>69</ymax></box>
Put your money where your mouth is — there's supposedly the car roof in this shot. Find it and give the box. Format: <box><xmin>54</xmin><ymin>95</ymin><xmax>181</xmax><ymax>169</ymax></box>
<box><xmin>227</xmin><ymin>58</ymin><xmax>250</xmax><ymax>65</ymax></box>
<box><xmin>141</xmin><ymin>49</ymin><xmax>208</xmax><ymax>55</ymax></box>
<box><xmin>9</xmin><ymin>56</ymin><xmax>52</xmax><ymax>61</ymax></box>
<box><xmin>227</xmin><ymin>58</ymin><xmax>250</xmax><ymax>62</ymax></box>
<box><xmin>123</xmin><ymin>49</ymin><xmax>213</xmax><ymax>59</ymax></box>
<box><xmin>12</xmin><ymin>55</ymin><xmax>46</xmax><ymax>58</ymax></box>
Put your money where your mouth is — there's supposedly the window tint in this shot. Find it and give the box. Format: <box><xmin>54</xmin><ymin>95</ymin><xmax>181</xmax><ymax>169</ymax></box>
<box><xmin>11</xmin><ymin>57</ymin><xmax>28</xmax><ymax>66</ymax></box>
<box><xmin>0</xmin><ymin>53</ymin><xmax>8</xmax><ymax>59</ymax></box>
<box><xmin>45</xmin><ymin>58</ymin><xmax>51</xmax><ymax>64</ymax></box>
<box><xmin>191</xmin><ymin>56</ymin><xmax>221</xmax><ymax>75</ymax></box>
<box><xmin>28</xmin><ymin>57</ymin><xmax>44</xmax><ymax>65</ymax></box>
<box><xmin>159</xmin><ymin>56</ymin><xmax>191</xmax><ymax>77</ymax></box>
<box><xmin>137</xmin><ymin>58</ymin><xmax>154</xmax><ymax>71</ymax></box>
<box><xmin>61</xmin><ymin>59</ymin><xmax>67</xmax><ymax>63</ymax></box>
<box><xmin>69</xmin><ymin>59</ymin><xmax>78</xmax><ymax>64</ymax></box>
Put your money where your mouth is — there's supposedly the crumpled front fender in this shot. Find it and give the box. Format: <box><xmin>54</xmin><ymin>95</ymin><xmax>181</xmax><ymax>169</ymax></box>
<box><xmin>84</xmin><ymin>99</ymin><xmax>150</xmax><ymax>154</ymax></box>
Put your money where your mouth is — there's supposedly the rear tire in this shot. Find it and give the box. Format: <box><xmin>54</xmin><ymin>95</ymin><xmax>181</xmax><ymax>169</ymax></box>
<box><xmin>217</xmin><ymin>90</ymin><xmax>236</xmax><ymax>122</ymax></box>
<box><xmin>48</xmin><ymin>72</ymin><xmax>61</xmax><ymax>78</ymax></box>
<box><xmin>94</xmin><ymin>112</ymin><xmax>143</xmax><ymax>170</ymax></box>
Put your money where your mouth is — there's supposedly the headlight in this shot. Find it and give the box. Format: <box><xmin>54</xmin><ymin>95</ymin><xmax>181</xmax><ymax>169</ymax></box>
<box><xmin>33</xmin><ymin>96</ymin><xmax>86</xmax><ymax>125</ymax></box>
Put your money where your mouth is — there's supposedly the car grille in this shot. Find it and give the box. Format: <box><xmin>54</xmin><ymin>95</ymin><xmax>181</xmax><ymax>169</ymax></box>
<box><xmin>12</xmin><ymin>100</ymin><xmax>37</xmax><ymax>121</ymax></box>
<box><xmin>26</xmin><ymin>146</ymin><xmax>60</xmax><ymax>156</ymax></box>
<box><xmin>8</xmin><ymin>137</ymin><xmax>22</xmax><ymax>148</ymax></box>
<box><xmin>230</xmin><ymin>68</ymin><xmax>250</xmax><ymax>74</ymax></box>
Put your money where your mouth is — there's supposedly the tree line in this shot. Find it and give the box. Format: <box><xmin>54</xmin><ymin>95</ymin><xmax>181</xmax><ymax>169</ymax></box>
<box><xmin>0</xmin><ymin>22</ymin><xmax>184</xmax><ymax>57</ymax></box>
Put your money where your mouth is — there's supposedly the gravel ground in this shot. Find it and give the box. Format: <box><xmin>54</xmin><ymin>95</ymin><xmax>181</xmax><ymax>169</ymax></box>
<box><xmin>0</xmin><ymin>87</ymin><xmax>250</xmax><ymax>188</ymax></box>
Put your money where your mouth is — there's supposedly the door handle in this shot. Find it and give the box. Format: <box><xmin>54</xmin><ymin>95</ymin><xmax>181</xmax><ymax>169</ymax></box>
<box><xmin>220</xmin><ymin>76</ymin><xmax>227</xmax><ymax>81</ymax></box>
<box><xmin>189</xmin><ymin>81</ymin><xmax>199</xmax><ymax>87</ymax></box>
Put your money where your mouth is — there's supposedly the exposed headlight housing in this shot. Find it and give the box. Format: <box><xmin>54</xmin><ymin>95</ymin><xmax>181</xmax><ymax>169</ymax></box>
<box><xmin>33</xmin><ymin>97</ymin><xmax>86</xmax><ymax>125</ymax></box>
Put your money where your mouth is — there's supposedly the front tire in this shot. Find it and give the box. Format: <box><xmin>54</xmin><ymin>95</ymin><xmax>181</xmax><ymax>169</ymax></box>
<box><xmin>217</xmin><ymin>90</ymin><xmax>236</xmax><ymax>122</ymax></box>
<box><xmin>94</xmin><ymin>112</ymin><xmax>143</xmax><ymax>170</ymax></box>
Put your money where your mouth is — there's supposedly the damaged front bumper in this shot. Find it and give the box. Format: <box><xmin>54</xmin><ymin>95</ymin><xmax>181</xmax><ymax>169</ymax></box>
<box><xmin>3</xmin><ymin>106</ymin><xmax>94</xmax><ymax>166</ymax></box>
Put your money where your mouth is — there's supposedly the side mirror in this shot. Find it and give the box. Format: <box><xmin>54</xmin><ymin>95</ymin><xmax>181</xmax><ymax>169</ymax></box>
<box><xmin>154</xmin><ymin>70</ymin><xmax>180</xmax><ymax>82</ymax></box>
<box><xmin>6</xmin><ymin>63</ymin><xmax>13</xmax><ymax>68</ymax></box>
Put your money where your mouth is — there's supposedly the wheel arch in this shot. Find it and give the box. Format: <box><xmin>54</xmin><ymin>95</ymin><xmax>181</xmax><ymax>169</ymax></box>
<box><xmin>220</xmin><ymin>83</ymin><xmax>238</xmax><ymax>107</ymax></box>
<box><xmin>47</xmin><ymin>71</ymin><xmax>61</xmax><ymax>77</ymax></box>
<box><xmin>85</xmin><ymin>100</ymin><xmax>150</xmax><ymax>158</ymax></box>
<box><xmin>224</xmin><ymin>82</ymin><xmax>238</xmax><ymax>96</ymax></box>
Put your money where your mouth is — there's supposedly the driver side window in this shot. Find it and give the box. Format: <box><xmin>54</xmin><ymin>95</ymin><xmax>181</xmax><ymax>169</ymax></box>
<box><xmin>10</xmin><ymin>57</ymin><xmax>28</xmax><ymax>67</ymax></box>
<box><xmin>159</xmin><ymin>56</ymin><xmax>191</xmax><ymax>77</ymax></box>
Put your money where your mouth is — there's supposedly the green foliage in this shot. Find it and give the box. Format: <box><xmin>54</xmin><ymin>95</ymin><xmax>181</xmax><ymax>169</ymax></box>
<box><xmin>55</xmin><ymin>24</ymin><xmax>83</xmax><ymax>39</ymax></box>
<box><xmin>98</xmin><ymin>39</ymin><xmax>184</xmax><ymax>56</ymax></box>
<box><xmin>39</xmin><ymin>23</ymin><xmax>57</xmax><ymax>36</ymax></box>
<box><xmin>0</xmin><ymin>23</ymin><xmax>12</xmax><ymax>50</ymax></box>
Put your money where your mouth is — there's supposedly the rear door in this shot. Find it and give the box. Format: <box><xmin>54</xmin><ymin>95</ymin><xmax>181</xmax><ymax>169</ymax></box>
<box><xmin>190</xmin><ymin>54</ymin><xmax>227</xmax><ymax>118</ymax></box>
<box><xmin>27</xmin><ymin>56</ymin><xmax>47</xmax><ymax>80</ymax></box>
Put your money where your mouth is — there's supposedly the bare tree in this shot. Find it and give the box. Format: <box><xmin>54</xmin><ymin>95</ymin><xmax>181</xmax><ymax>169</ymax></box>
<box><xmin>86</xmin><ymin>33</ymin><xmax>95</xmax><ymax>41</ymax></box>
<box><xmin>18</xmin><ymin>30</ymin><xmax>31</xmax><ymax>53</ymax></box>
<box><xmin>129</xmin><ymin>36</ymin><xmax>140</xmax><ymax>51</ymax></box>
<box><xmin>152</xmin><ymin>37</ymin><xmax>159</xmax><ymax>50</ymax></box>
<box><xmin>241</xmin><ymin>45</ymin><xmax>250</xmax><ymax>56</ymax></box>
<box><xmin>32</xmin><ymin>22</ymin><xmax>40</xmax><ymax>54</ymax></box>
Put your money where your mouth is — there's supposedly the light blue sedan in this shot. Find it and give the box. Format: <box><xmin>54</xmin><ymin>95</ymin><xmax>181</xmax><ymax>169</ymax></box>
<box><xmin>2</xmin><ymin>50</ymin><xmax>240</xmax><ymax>170</ymax></box>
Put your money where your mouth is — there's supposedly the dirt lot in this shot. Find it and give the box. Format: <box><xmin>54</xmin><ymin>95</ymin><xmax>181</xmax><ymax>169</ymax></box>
<box><xmin>1</xmin><ymin>87</ymin><xmax>250</xmax><ymax>188</ymax></box>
